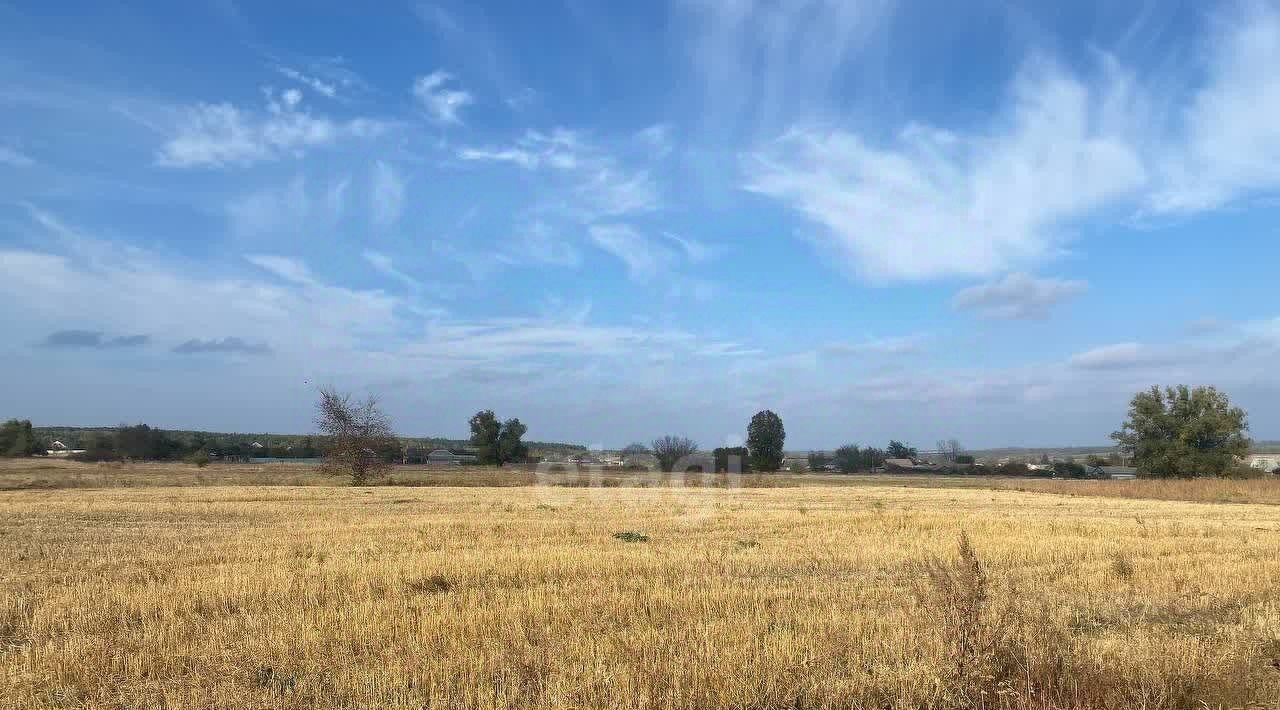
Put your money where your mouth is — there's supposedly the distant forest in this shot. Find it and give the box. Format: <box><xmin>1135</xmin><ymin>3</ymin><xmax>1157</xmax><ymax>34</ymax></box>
<box><xmin>34</xmin><ymin>426</ymin><xmax>586</xmax><ymax>461</ymax></box>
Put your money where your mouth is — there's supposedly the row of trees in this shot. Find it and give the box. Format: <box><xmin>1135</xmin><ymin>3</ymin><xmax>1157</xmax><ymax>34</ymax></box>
<box><xmin>5</xmin><ymin>384</ymin><xmax>1263</xmax><ymax>483</ymax></box>
<box><xmin>314</xmin><ymin>390</ymin><xmax>536</xmax><ymax>484</ymax></box>
<box><xmin>643</xmin><ymin>410</ymin><xmax>789</xmax><ymax>473</ymax></box>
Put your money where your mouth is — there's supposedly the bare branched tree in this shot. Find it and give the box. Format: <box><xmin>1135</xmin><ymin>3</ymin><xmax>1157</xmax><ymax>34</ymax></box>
<box><xmin>651</xmin><ymin>435</ymin><xmax>698</xmax><ymax>472</ymax></box>
<box><xmin>315</xmin><ymin>387</ymin><xmax>398</xmax><ymax>485</ymax></box>
<box><xmin>936</xmin><ymin>438</ymin><xmax>964</xmax><ymax>465</ymax></box>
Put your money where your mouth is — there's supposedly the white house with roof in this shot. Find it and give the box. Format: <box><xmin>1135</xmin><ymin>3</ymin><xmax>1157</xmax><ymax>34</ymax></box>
<box><xmin>1247</xmin><ymin>453</ymin><xmax>1280</xmax><ymax>472</ymax></box>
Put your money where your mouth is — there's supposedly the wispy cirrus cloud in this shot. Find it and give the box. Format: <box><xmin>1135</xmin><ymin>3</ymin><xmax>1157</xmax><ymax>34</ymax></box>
<box><xmin>226</xmin><ymin>174</ymin><xmax>350</xmax><ymax>237</ymax></box>
<box><xmin>745</xmin><ymin>1</ymin><xmax>1280</xmax><ymax>284</ymax></box>
<box><xmin>745</xmin><ymin>62</ymin><xmax>1146</xmax><ymax>282</ymax></box>
<box><xmin>457</xmin><ymin>128</ymin><xmax>661</xmax><ymax>220</ymax></box>
<box><xmin>157</xmin><ymin>89</ymin><xmax>386</xmax><ymax>168</ymax></box>
<box><xmin>1148</xmin><ymin>1</ymin><xmax>1280</xmax><ymax>213</ymax></box>
<box><xmin>678</xmin><ymin>0</ymin><xmax>895</xmax><ymax>139</ymax></box>
<box><xmin>275</xmin><ymin>65</ymin><xmax>338</xmax><ymax>99</ymax></box>
<box><xmin>588</xmin><ymin>224</ymin><xmax>675</xmax><ymax>282</ymax></box>
<box><xmin>823</xmin><ymin>333</ymin><xmax>930</xmax><ymax>357</ymax></box>
<box><xmin>952</xmin><ymin>273</ymin><xmax>1088</xmax><ymax>320</ymax></box>
<box><xmin>370</xmin><ymin>161</ymin><xmax>405</xmax><ymax>226</ymax></box>
<box><xmin>412</xmin><ymin>70</ymin><xmax>473</xmax><ymax>125</ymax></box>
<box><xmin>458</xmin><ymin>129</ymin><xmax>581</xmax><ymax>170</ymax></box>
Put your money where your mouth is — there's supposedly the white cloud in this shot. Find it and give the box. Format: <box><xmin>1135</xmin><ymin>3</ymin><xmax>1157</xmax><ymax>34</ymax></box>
<box><xmin>636</xmin><ymin>123</ymin><xmax>674</xmax><ymax>158</ymax></box>
<box><xmin>510</xmin><ymin>222</ymin><xmax>582</xmax><ymax>267</ymax></box>
<box><xmin>573</xmin><ymin>167</ymin><xmax>660</xmax><ymax>219</ymax></box>
<box><xmin>362</xmin><ymin>250</ymin><xmax>437</xmax><ymax>299</ymax></box>
<box><xmin>1150</xmin><ymin>1</ymin><xmax>1280</xmax><ymax>212</ymax></box>
<box><xmin>0</xmin><ymin>209</ymin><xmax>757</xmax><ymax>394</ymax></box>
<box><xmin>370</xmin><ymin>161</ymin><xmax>406</xmax><ymax>226</ymax></box>
<box><xmin>952</xmin><ymin>273</ymin><xmax>1087</xmax><ymax>320</ymax></box>
<box><xmin>246</xmin><ymin>254</ymin><xmax>317</xmax><ymax>285</ymax></box>
<box><xmin>157</xmin><ymin>90</ymin><xmax>386</xmax><ymax>167</ymax></box>
<box><xmin>745</xmin><ymin>62</ymin><xmax>1147</xmax><ymax>282</ymax></box>
<box><xmin>412</xmin><ymin>70</ymin><xmax>473</xmax><ymax>125</ymax></box>
<box><xmin>457</xmin><ymin>129</ymin><xmax>584</xmax><ymax>171</ymax></box>
<box><xmin>0</xmin><ymin>145</ymin><xmax>35</xmax><ymax>167</ymax></box>
<box><xmin>680</xmin><ymin>0</ymin><xmax>895</xmax><ymax>139</ymax></box>
<box><xmin>823</xmin><ymin>334</ymin><xmax>930</xmax><ymax>356</ymax></box>
<box><xmin>458</xmin><ymin>129</ymin><xmax>660</xmax><ymax>221</ymax></box>
<box><xmin>276</xmin><ymin>66</ymin><xmax>338</xmax><ymax>99</ymax></box>
<box><xmin>588</xmin><ymin>224</ymin><xmax>676</xmax><ymax>282</ymax></box>
<box><xmin>662</xmin><ymin>232</ymin><xmax>721</xmax><ymax>263</ymax></box>
<box><xmin>457</xmin><ymin>146</ymin><xmax>538</xmax><ymax>169</ymax></box>
<box><xmin>1068</xmin><ymin>342</ymin><xmax>1181</xmax><ymax>370</ymax></box>
<box><xmin>746</xmin><ymin>2</ymin><xmax>1280</xmax><ymax>283</ymax></box>
<box><xmin>226</xmin><ymin>175</ymin><xmax>349</xmax><ymax>236</ymax></box>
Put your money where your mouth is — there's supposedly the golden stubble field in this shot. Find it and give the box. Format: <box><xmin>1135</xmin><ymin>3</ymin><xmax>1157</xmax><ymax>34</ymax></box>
<box><xmin>2</xmin><ymin>465</ymin><xmax>1280</xmax><ymax>708</ymax></box>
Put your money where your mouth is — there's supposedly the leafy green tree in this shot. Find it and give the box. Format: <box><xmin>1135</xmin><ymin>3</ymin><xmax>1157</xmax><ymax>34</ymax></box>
<box><xmin>0</xmin><ymin>419</ymin><xmax>42</xmax><ymax>457</ymax></box>
<box><xmin>887</xmin><ymin>440</ymin><xmax>917</xmax><ymax>459</ymax></box>
<box><xmin>1052</xmin><ymin>461</ymin><xmax>1087</xmax><ymax>479</ymax></box>
<box><xmin>497</xmin><ymin>418</ymin><xmax>528</xmax><ymax>464</ymax></box>
<box><xmin>1111</xmin><ymin>385</ymin><xmax>1249</xmax><ymax>478</ymax></box>
<box><xmin>469</xmin><ymin>410</ymin><xmax>502</xmax><ymax>464</ymax></box>
<box><xmin>469</xmin><ymin>411</ymin><xmax>527</xmax><ymax>465</ymax></box>
<box><xmin>746</xmin><ymin>410</ymin><xmax>785</xmax><ymax>472</ymax></box>
<box><xmin>115</xmin><ymin>424</ymin><xmax>181</xmax><ymax>460</ymax></box>
<box><xmin>76</xmin><ymin>431</ymin><xmax>118</xmax><ymax>462</ymax></box>
<box><xmin>833</xmin><ymin>444</ymin><xmax>861</xmax><ymax>473</ymax></box>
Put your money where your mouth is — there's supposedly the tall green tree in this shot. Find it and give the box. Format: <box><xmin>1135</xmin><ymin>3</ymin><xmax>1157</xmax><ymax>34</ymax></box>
<box><xmin>1111</xmin><ymin>385</ymin><xmax>1249</xmax><ymax>478</ymax></box>
<box><xmin>887</xmin><ymin>440</ymin><xmax>917</xmax><ymax>460</ymax></box>
<box><xmin>0</xmin><ymin>419</ymin><xmax>42</xmax><ymax>457</ymax></box>
<box><xmin>746</xmin><ymin>410</ymin><xmax>785</xmax><ymax>472</ymax></box>
<box><xmin>833</xmin><ymin>444</ymin><xmax>861</xmax><ymax>473</ymax></box>
<box><xmin>469</xmin><ymin>410</ymin><xmax>527</xmax><ymax>466</ymax></box>
<box><xmin>497</xmin><ymin>418</ymin><xmax>528</xmax><ymax>465</ymax></box>
<box><xmin>469</xmin><ymin>410</ymin><xmax>502</xmax><ymax>464</ymax></box>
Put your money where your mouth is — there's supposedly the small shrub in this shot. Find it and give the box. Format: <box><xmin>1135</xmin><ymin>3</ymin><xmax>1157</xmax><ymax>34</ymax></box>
<box><xmin>405</xmin><ymin>574</ymin><xmax>452</xmax><ymax>595</ymax></box>
<box><xmin>187</xmin><ymin>450</ymin><xmax>211</xmax><ymax>468</ymax></box>
<box><xmin>612</xmin><ymin>531</ymin><xmax>649</xmax><ymax>543</ymax></box>
<box><xmin>254</xmin><ymin>666</ymin><xmax>297</xmax><ymax>694</ymax></box>
<box><xmin>1110</xmin><ymin>551</ymin><xmax>1136</xmax><ymax>580</ymax></box>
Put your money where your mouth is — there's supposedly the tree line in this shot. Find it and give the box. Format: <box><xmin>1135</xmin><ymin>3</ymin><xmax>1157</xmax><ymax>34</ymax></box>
<box><xmin>3</xmin><ymin>383</ymin><xmax>1268</xmax><ymax>481</ymax></box>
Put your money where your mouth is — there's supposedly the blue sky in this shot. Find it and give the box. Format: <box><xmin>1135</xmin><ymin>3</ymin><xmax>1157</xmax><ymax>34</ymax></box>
<box><xmin>2</xmin><ymin>0</ymin><xmax>1279</xmax><ymax>450</ymax></box>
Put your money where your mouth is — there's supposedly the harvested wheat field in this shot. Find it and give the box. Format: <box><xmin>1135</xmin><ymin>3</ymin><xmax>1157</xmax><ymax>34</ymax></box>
<box><xmin>3</xmin><ymin>476</ymin><xmax>1280</xmax><ymax>709</ymax></box>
